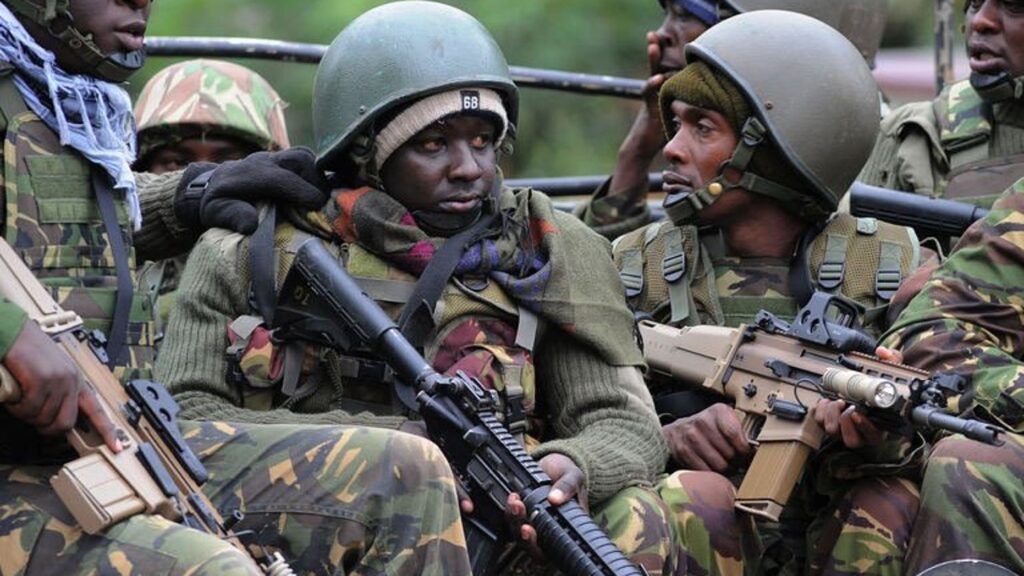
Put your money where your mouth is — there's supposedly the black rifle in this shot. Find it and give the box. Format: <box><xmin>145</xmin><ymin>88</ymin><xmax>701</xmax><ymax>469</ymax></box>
<box><xmin>272</xmin><ymin>237</ymin><xmax>646</xmax><ymax>576</ymax></box>
<box><xmin>848</xmin><ymin>181</ymin><xmax>989</xmax><ymax>240</ymax></box>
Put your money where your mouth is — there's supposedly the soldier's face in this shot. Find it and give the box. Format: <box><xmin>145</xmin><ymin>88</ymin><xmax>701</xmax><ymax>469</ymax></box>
<box><xmin>25</xmin><ymin>0</ymin><xmax>152</xmax><ymax>75</ymax></box>
<box><xmin>380</xmin><ymin>114</ymin><xmax>498</xmax><ymax>215</ymax></box>
<box><xmin>140</xmin><ymin>136</ymin><xmax>258</xmax><ymax>174</ymax></box>
<box><xmin>655</xmin><ymin>3</ymin><xmax>710</xmax><ymax>73</ymax></box>
<box><xmin>662</xmin><ymin>100</ymin><xmax>737</xmax><ymax>193</ymax></box>
<box><xmin>965</xmin><ymin>0</ymin><xmax>1024</xmax><ymax>78</ymax></box>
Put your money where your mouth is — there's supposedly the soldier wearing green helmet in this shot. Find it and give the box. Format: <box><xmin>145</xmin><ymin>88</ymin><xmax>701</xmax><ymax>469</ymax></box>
<box><xmin>133</xmin><ymin>58</ymin><xmax>292</xmax><ymax>332</ymax></box>
<box><xmin>159</xmin><ymin>2</ymin><xmax>679</xmax><ymax>574</ymax></box>
<box><xmin>577</xmin><ymin>0</ymin><xmax>890</xmax><ymax>239</ymax></box>
<box><xmin>612</xmin><ymin>10</ymin><xmax>923</xmax><ymax>575</ymax></box>
<box><xmin>0</xmin><ymin>1</ymin><xmax>476</xmax><ymax>573</ymax></box>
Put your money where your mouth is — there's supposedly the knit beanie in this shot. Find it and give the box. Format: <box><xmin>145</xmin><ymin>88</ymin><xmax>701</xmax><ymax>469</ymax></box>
<box><xmin>658</xmin><ymin>60</ymin><xmax>750</xmax><ymax>138</ymax></box>
<box><xmin>373</xmin><ymin>88</ymin><xmax>508</xmax><ymax>169</ymax></box>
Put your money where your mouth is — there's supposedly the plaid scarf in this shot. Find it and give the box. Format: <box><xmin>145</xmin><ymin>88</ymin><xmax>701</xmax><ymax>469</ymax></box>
<box><xmin>328</xmin><ymin>185</ymin><xmax>643</xmax><ymax>366</ymax></box>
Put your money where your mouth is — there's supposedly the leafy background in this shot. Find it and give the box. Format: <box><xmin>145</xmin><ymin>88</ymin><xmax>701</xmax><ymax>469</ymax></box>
<box><xmin>139</xmin><ymin>0</ymin><xmax>948</xmax><ymax>179</ymax></box>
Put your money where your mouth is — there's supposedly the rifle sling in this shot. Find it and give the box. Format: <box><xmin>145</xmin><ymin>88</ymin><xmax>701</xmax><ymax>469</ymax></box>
<box><xmin>92</xmin><ymin>170</ymin><xmax>132</xmax><ymax>368</ymax></box>
<box><xmin>250</xmin><ymin>203</ymin><xmax>278</xmax><ymax>325</ymax></box>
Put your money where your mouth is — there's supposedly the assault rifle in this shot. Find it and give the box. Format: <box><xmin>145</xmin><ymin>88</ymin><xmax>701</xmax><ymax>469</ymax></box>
<box><xmin>848</xmin><ymin>181</ymin><xmax>989</xmax><ymax>240</ymax></box>
<box><xmin>639</xmin><ymin>292</ymin><xmax>1003</xmax><ymax>523</ymax></box>
<box><xmin>0</xmin><ymin>239</ymin><xmax>291</xmax><ymax>575</ymax></box>
<box><xmin>272</xmin><ymin>237</ymin><xmax>646</xmax><ymax>576</ymax></box>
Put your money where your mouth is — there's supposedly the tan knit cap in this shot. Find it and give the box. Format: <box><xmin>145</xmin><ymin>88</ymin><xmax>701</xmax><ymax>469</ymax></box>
<box><xmin>374</xmin><ymin>88</ymin><xmax>508</xmax><ymax>169</ymax></box>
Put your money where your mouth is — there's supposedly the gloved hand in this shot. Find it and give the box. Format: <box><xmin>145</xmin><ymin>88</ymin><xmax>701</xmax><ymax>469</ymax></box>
<box><xmin>174</xmin><ymin>146</ymin><xmax>330</xmax><ymax>235</ymax></box>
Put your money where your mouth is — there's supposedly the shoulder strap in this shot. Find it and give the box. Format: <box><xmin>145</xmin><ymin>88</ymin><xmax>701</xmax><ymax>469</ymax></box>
<box><xmin>249</xmin><ymin>203</ymin><xmax>278</xmax><ymax>325</ymax></box>
<box><xmin>92</xmin><ymin>170</ymin><xmax>133</xmax><ymax>368</ymax></box>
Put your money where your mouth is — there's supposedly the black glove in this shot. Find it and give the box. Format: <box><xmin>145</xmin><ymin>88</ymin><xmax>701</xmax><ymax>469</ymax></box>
<box><xmin>174</xmin><ymin>146</ymin><xmax>330</xmax><ymax>235</ymax></box>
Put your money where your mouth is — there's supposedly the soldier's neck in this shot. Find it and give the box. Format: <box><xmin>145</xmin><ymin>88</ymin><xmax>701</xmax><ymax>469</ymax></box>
<box><xmin>719</xmin><ymin>202</ymin><xmax>808</xmax><ymax>259</ymax></box>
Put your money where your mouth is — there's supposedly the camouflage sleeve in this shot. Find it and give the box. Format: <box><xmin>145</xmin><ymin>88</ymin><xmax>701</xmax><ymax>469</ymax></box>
<box><xmin>0</xmin><ymin>298</ymin><xmax>27</xmax><ymax>359</ymax></box>
<box><xmin>531</xmin><ymin>335</ymin><xmax>668</xmax><ymax>504</ymax></box>
<box><xmin>572</xmin><ymin>177</ymin><xmax>653</xmax><ymax>240</ymax></box>
<box><xmin>881</xmin><ymin>186</ymin><xmax>1024</xmax><ymax>432</ymax></box>
<box><xmin>133</xmin><ymin>169</ymin><xmax>198</xmax><ymax>262</ymax></box>
<box><xmin>155</xmin><ymin>228</ymin><xmax>406</xmax><ymax>429</ymax></box>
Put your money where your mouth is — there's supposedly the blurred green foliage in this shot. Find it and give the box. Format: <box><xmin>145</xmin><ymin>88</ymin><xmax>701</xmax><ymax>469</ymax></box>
<box><xmin>138</xmin><ymin>0</ymin><xmax>940</xmax><ymax>178</ymax></box>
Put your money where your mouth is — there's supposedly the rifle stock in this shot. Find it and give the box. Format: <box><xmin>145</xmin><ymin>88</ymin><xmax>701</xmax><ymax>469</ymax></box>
<box><xmin>639</xmin><ymin>293</ymin><xmax>1003</xmax><ymax>522</ymax></box>
<box><xmin>275</xmin><ymin>237</ymin><xmax>647</xmax><ymax>576</ymax></box>
<box><xmin>0</xmin><ymin>239</ymin><xmax>288</xmax><ymax>573</ymax></box>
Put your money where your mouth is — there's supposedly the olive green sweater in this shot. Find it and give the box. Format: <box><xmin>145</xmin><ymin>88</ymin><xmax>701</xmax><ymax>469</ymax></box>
<box><xmin>156</xmin><ymin>227</ymin><xmax>668</xmax><ymax>503</ymax></box>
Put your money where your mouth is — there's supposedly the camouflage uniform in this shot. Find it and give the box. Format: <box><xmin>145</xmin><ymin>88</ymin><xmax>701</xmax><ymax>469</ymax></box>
<box><xmin>155</xmin><ymin>184</ymin><xmax>678</xmax><ymax>575</ymax></box>
<box><xmin>133</xmin><ymin>59</ymin><xmax>291</xmax><ymax>332</ymax></box>
<box><xmin>859</xmin><ymin>79</ymin><xmax>1024</xmax><ymax>209</ymax></box>
<box><xmin>882</xmin><ymin>177</ymin><xmax>1024</xmax><ymax>574</ymax></box>
<box><xmin>0</xmin><ymin>54</ymin><xmax>471</xmax><ymax>576</ymax></box>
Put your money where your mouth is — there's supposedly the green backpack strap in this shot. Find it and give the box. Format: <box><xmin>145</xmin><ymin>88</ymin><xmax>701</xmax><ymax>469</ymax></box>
<box><xmin>662</xmin><ymin>225</ymin><xmax>691</xmax><ymax>324</ymax></box>
<box><xmin>875</xmin><ymin>240</ymin><xmax>904</xmax><ymax>302</ymax></box>
<box><xmin>817</xmin><ymin>233</ymin><xmax>848</xmax><ymax>291</ymax></box>
<box><xmin>619</xmin><ymin>247</ymin><xmax>644</xmax><ymax>299</ymax></box>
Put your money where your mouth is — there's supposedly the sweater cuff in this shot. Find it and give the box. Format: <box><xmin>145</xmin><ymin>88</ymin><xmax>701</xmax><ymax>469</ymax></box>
<box><xmin>135</xmin><ymin>170</ymin><xmax>198</xmax><ymax>261</ymax></box>
<box><xmin>174</xmin><ymin>389</ymin><xmax>409</xmax><ymax>430</ymax></box>
<box><xmin>0</xmin><ymin>299</ymin><xmax>28</xmax><ymax>359</ymax></box>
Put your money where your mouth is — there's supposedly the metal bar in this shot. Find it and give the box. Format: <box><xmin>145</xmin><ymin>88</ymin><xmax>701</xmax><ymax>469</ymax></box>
<box><xmin>506</xmin><ymin>173</ymin><xmax>663</xmax><ymax>197</ymax></box>
<box><xmin>144</xmin><ymin>37</ymin><xmax>644</xmax><ymax>99</ymax></box>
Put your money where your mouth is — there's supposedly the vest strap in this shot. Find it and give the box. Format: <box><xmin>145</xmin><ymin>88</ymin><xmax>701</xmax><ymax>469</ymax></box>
<box><xmin>619</xmin><ymin>248</ymin><xmax>644</xmax><ymax>298</ymax></box>
<box><xmin>875</xmin><ymin>240</ymin><xmax>904</xmax><ymax>302</ymax></box>
<box><xmin>662</xmin><ymin>226</ymin><xmax>690</xmax><ymax>324</ymax></box>
<box><xmin>817</xmin><ymin>233</ymin><xmax>848</xmax><ymax>291</ymax></box>
<box><xmin>92</xmin><ymin>170</ymin><xmax>132</xmax><ymax>368</ymax></box>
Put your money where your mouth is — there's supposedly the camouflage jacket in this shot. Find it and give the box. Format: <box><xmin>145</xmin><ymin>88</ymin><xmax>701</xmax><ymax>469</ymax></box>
<box><xmin>0</xmin><ymin>67</ymin><xmax>191</xmax><ymax>380</ymax></box>
<box><xmin>882</xmin><ymin>178</ymin><xmax>1024</xmax><ymax>433</ymax></box>
<box><xmin>156</xmin><ymin>195</ymin><xmax>667</xmax><ymax>504</ymax></box>
<box><xmin>859</xmin><ymin>79</ymin><xmax>1024</xmax><ymax>209</ymax></box>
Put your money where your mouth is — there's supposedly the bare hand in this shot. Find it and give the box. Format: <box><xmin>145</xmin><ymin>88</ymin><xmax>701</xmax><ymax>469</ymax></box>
<box><xmin>506</xmin><ymin>453</ymin><xmax>586</xmax><ymax>555</ymax></box>
<box><xmin>663</xmin><ymin>403</ymin><xmax>751</xmax><ymax>473</ymax></box>
<box><xmin>2</xmin><ymin>323</ymin><xmax>120</xmax><ymax>451</ymax></box>
<box><xmin>875</xmin><ymin>346</ymin><xmax>904</xmax><ymax>364</ymax></box>
<box><xmin>813</xmin><ymin>399</ymin><xmax>884</xmax><ymax>449</ymax></box>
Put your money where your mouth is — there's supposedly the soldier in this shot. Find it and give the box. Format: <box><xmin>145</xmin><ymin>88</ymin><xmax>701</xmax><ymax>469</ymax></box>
<box><xmin>881</xmin><ymin>176</ymin><xmax>1024</xmax><ymax>573</ymax></box>
<box><xmin>859</xmin><ymin>0</ymin><xmax>1024</xmax><ymax>208</ymax></box>
<box><xmin>577</xmin><ymin>0</ymin><xmax>889</xmax><ymax>240</ymax></box>
<box><xmin>155</xmin><ymin>2</ymin><xmax>679</xmax><ymax>574</ymax></box>
<box><xmin>0</xmin><ymin>1</ymin><xmax>472</xmax><ymax>574</ymax></box>
<box><xmin>613</xmin><ymin>10</ymin><xmax>921</xmax><ymax>575</ymax></box>
<box><xmin>132</xmin><ymin>59</ymin><xmax>291</xmax><ymax>330</ymax></box>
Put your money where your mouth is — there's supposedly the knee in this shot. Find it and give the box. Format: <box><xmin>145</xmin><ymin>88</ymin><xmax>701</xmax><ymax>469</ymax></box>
<box><xmin>664</xmin><ymin>470</ymin><xmax>737</xmax><ymax>510</ymax></box>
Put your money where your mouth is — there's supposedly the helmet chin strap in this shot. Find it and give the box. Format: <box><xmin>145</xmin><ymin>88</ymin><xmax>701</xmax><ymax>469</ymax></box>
<box><xmin>970</xmin><ymin>71</ymin><xmax>1024</xmax><ymax>104</ymax></box>
<box><xmin>663</xmin><ymin>116</ymin><xmax>813</xmax><ymax>225</ymax></box>
<box><xmin>6</xmin><ymin>0</ymin><xmax>145</xmax><ymax>82</ymax></box>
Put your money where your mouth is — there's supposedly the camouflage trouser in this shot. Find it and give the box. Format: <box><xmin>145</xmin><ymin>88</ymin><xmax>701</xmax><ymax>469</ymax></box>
<box><xmin>806</xmin><ymin>476</ymin><xmax>919</xmax><ymax>576</ymax></box>
<box><xmin>905</xmin><ymin>433</ymin><xmax>1024</xmax><ymax>574</ymax></box>
<box><xmin>0</xmin><ymin>421</ymin><xmax>471</xmax><ymax>576</ymax></box>
<box><xmin>655</xmin><ymin>470</ymin><xmax>918</xmax><ymax>576</ymax></box>
<box><xmin>656</xmin><ymin>471</ymin><xmax>761</xmax><ymax>576</ymax></box>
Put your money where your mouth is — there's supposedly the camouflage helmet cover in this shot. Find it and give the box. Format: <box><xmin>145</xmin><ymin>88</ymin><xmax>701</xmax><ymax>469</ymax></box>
<box><xmin>719</xmin><ymin>0</ymin><xmax>889</xmax><ymax>67</ymax></box>
<box><xmin>313</xmin><ymin>1</ymin><xmax>518</xmax><ymax>171</ymax></box>
<box><xmin>685</xmin><ymin>10</ymin><xmax>880</xmax><ymax>213</ymax></box>
<box><xmin>134</xmin><ymin>59</ymin><xmax>290</xmax><ymax>160</ymax></box>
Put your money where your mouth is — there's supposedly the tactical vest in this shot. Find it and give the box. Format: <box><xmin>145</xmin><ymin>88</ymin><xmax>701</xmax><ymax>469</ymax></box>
<box><xmin>226</xmin><ymin>221</ymin><xmax>542</xmax><ymax>440</ymax></box>
<box><xmin>933</xmin><ymin>80</ymin><xmax>1024</xmax><ymax>207</ymax></box>
<box><xmin>613</xmin><ymin>214</ymin><xmax>920</xmax><ymax>332</ymax></box>
<box><xmin>0</xmin><ymin>71</ymin><xmax>155</xmax><ymax>377</ymax></box>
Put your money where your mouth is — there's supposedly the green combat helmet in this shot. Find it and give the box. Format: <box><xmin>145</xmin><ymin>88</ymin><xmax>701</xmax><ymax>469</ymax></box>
<box><xmin>134</xmin><ymin>59</ymin><xmax>290</xmax><ymax>161</ymax></box>
<box><xmin>313</xmin><ymin>0</ymin><xmax>518</xmax><ymax>177</ymax></box>
<box><xmin>662</xmin><ymin>9</ymin><xmax>879</xmax><ymax>224</ymax></box>
<box><xmin>5</xmin><ymin>0</ymin><xmax>145</xmax><ymax>81</ymax></box>
<box><xmin>719</xmin><ymin>0</ymin><xmax>888</xmax><ymax>68</ymax></box>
